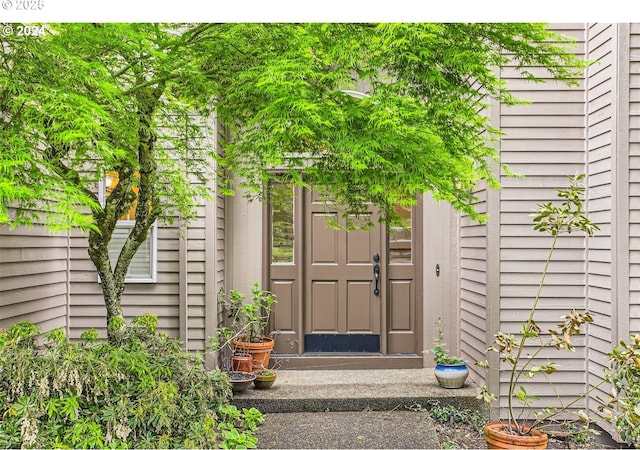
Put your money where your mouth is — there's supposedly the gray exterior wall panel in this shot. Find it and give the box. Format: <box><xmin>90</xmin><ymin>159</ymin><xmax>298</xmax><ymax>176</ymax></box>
<box><xmin>0</xmin><ymin>224</ymin><xmax>69</xmax><ymax>333</ymax></box>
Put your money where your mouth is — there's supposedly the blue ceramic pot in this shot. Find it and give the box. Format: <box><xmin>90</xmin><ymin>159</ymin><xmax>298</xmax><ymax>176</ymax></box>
<box><xmin>434</xmin><ymin>362</ymin><xmax>469</xmax><ymax>389</ymax></box>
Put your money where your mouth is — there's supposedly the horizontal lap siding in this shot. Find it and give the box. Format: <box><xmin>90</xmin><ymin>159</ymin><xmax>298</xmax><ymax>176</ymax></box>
<box><xmin>630</xmin><ymin>23</ymin><xmax>640</xmax><ymax>336</ymax></box>
<box><xmin>215</xmin><ymin>123</ymin><xmax>226</xmax><ymax>327</ymax></box>
<box><xmin>187</xmin><ymin>212</ymin><xmax>207</xmax><ymax>351</ymax></box>
<box><xmin>0</xmin><ymin>224</ymin><xmax>68</xmax><ymax>333</ymax></box>
<box><xmin>497</xmin><ymin>24</ymin><xmax>588</xmax><ymax>413</ymax></box>
<box><xmin>459</xmin><ymin>185</ymin><xmax>488</xmax><ymax>378</ymax></box>
<box><xmin>68</xmin><ymin>116</ymin><xmax>219</xmax><ymax>347</ymax></box>
<box><xmin>68</xmin><ymin>225</ymin><xmax>181</xmax><ymax>339</ymax></box>
<box><xmin>586</xmin><ymin>23</ymin><xmax>616</xmax><ymax>420</ymax></box>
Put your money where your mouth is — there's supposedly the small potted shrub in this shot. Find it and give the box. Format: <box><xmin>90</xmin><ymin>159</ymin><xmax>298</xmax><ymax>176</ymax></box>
<box><xmin>477</xmin><ymin>175</ymin><xmax>603</xmax><ymax>448</ymax></box>
<box><xmin>212</xmin><ymin>283</ymin><xmax>277</xmax><ymax>372</ymax></box>
<box><xmin>425</xmin><ymin>317</ymin><xmax>469</xmax><ymax>389</ymax></box>
<box><xmin>253</xmin><ymin>369</ymin><xmax>278</xmax><ymax>390</ymax></box>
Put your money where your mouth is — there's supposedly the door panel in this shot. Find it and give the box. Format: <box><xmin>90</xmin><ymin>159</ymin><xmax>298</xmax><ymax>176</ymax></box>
<box><xmin>304</xmin><ymin>190</ymin><xmax>382</xmax><ymax>352</ymax></box>
<box><xmin>347</xmin><ymin>281</ymin><xmax>377</xmax><ymax>332</ymax></box>
<box><xmin>310</xmin><ymin>281</ymin><xmax>339</xmax><ymax>332</ymax></box>
<box><xmin>346</xmin><ymin>226</ymin><xmax>374</xmax><ymax>264</ymax></box>
<box><xmin>389</xmin><ymin>280</ymin><xmax>412</xmax><ymax>331</ymax></box>
<box><xmin>311</xmin><ymin>213</ymin><xmax>338</xmax><ymax>264</ymax></box>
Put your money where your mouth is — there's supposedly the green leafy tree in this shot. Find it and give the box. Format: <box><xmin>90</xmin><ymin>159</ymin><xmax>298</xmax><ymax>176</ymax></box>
<box><xmin>0</xmin><ymin>23</ymin><xmax>586</xmax><ymax>339</ymax></box>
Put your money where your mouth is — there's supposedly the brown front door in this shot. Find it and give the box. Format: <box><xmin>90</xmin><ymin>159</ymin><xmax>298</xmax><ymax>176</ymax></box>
<box><xmin>267</xmin><ymin>184</ymin><xmax>422</xmax><ymax>361</ymax></box>
<box><xmin>304</xmin><ymin>190</ymin><xmax>383</xmax><ymax>352</ymax></box>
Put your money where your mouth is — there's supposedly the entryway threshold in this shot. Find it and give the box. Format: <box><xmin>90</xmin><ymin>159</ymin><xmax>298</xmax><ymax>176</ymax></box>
<box><xmin>271</xmin><ymin>354</ymin><xmax>424</xmax><ymax>370</ymax></box>
<box><xmin>231</xmin><ymin>368</ymin><xmax>484</xmax><ymax>414</ymax></box>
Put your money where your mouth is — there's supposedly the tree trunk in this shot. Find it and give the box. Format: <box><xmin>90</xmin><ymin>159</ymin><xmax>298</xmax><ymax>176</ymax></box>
<box><xmin>88</xmin><ymin>221</ymin><xmax>153</xmax><ymax>341</ymax></box>
<box><xmin>88</xmin><ymin>229</ymin><xmax>125</xmax><ymax>340</ymax></box>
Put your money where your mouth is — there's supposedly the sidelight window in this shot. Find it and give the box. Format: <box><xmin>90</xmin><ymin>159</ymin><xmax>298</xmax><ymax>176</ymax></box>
<box><xmin>389</xmin><ymin>206</ymin><xmax>412</xmax><ymax>263</ymax></box>
<box><xmin>270</xmin><ymin>181</ymin><xmax>295</xmax><ymax>264</ymax></box>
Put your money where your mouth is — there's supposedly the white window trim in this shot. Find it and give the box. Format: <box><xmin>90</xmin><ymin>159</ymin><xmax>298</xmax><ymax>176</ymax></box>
<box><xmin>98</xmin><ymin>177</ymin><xmax>158</xmax><ymax>283</ymax></box>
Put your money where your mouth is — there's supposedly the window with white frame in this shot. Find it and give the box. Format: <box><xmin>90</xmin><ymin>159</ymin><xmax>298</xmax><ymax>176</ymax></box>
<box><xmin>102</xmin><ymin>171</ymin><xmax>157</xmax><ymax>283</ymax></box>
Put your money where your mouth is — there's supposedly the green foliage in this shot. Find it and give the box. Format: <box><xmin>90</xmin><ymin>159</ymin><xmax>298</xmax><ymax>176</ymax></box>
<box><xmin>418</xmin><ymin>399</ymin><xmax>485</xmax><ymax>433</ymax></box>
<box><xmin>409</xmin><ymin>400</ymin><xmax>486</xmax><ymax>449</ymax></box>
<box><xmin>216</xmin><ymin>23</ymin><xmax>587</xmax><ymax>226</ymax></box>
<box><xmin>1</xmin><ymin>23</ymin><xmax>586</xmax><ymax>232</ymax></box>
<box><xmin>1</xmin><ymin>23</ymin><xmax>587</xmax><ymax>331</ymax></box>
<box><xmin>213</xmin><ymin>283</ymin><xmax>277</xmax><ymax>347</ymax></box>
<box><xmin>477</xmin><ymin>175</ymin><xmax>602</xmax><ymax>436</ymax></box>
<box><xmin>562</xmin><ymin>422</ymin><xmax>598</xmax><ymax>448</ymax></box>
<box><xmin>0</xmin><ymin>314</ymin><xmax>263</xmax><ymax>448</ymax></box>
<box><xmin>602</xmin><ymin>334</ymin><xmax>640</xmax><ymax>447</ymax></box>
<box><xmin>424</xmin><ymin>317</ymin><xmax>465</xmax><ymax>365</ymax></box>
<box><xmin>533</xmin><ymin>173</ymin><xmax>600</xmax><ymax>237</ymax></box>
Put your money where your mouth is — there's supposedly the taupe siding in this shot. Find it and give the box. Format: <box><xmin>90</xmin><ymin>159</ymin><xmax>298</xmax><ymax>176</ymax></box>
<box><xmin>68</xmin><ymin>115</ymin><xmax>221</xmax><ymax>349</ymax></box>
<box><xmin>630</xmin><ymin>23</ymin><xmax>640</xmax><ymax>337</ymax></box>
<box><xmin>0</xmin><ymin>224</ymin><xmax>69</xmax><ymax>332</ymax></box>
<box><xmin>68</xmin><ymin>225</ymin><xmax>182</xmax><ymax>339</ymax></box>
<box><xmin>459</xmin><ymin>183</ymin><xmax>488</xmax><ymax>381</ymax></box>
<box><xmin>0</xmin><ymin>124</ymin><xmax>221</xmax><ymax>357</ymax></box>
<box><xmin>186</xmin><ymin>212</ymin><xmax>207</xmax><ymax>351</ymax></box>
<box><xmin>585</xmin><ymin>23</ymin><xmax>618</xmax><ymax>419</ymax></box>
<box><xmin>466</xmin><ymin>24</ymin><xmax>590</xmax><ymax>415</ymax></box>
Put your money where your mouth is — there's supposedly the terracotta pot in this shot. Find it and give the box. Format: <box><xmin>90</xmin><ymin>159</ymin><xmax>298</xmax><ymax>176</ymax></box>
<box><xmin>484</xmin><ymin>421</ymin><xmax>549</xmax><ymax>449</ymax></box>
<box><xmin>434</xmin><ymin>362</ymin><xmax>469</xmax><ymax>388</ymax></box>
<box><xmin>231</xmin><ymin>353</ymin><xmax>253</xmax><ymax>373</ymax></box>
<box><xmin>232</xmin><ymin>337</ymin><xmax>275</xmax><ymax>372</ymax></box>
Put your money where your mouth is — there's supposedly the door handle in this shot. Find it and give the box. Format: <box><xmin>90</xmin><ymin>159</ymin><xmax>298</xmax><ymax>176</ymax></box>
<box><xmin>373</xmin><ymin>263</ymin><xmax>380</xmax><ymax>296</ymax></box>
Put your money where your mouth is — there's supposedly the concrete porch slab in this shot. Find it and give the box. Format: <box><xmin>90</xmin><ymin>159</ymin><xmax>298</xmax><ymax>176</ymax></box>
<box><xmin>231</xmin><ymin>368</ymin><xmax>485</xmax><ymax>414</ymax></box>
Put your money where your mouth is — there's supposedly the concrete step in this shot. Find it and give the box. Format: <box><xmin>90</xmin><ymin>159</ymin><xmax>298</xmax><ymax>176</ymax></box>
<box><xmin>230</xmin><ymin>368</ymin><xmax>486</xmax><ymax>414</ymax></box>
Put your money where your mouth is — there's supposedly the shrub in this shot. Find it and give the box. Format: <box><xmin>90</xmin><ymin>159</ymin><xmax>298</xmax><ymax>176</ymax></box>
<box><xmin>0</xmin><ymin>314</ymin><xmax>263</xmax><ymax>448</ymax></box>
<box><xmin>603</xmin><ymin>334</ymin><xmax>640</xmax><ymax>447</ymax></box>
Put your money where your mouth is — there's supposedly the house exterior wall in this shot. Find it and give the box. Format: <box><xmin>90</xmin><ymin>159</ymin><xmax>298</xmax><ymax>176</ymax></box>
<box><xmin>0</xmin><ymin>224</ymin><xmax>69</xmax><ymax>332</ymax></box>
<box><xmin>0</xmin><ymin>116</ymin><xmax>223</xmax><ymax>362</ymax></box>
<box><xmin>227</xmin><ymin>188</ymin><xmax>263</xmax><ymax>295</ymax></box>
<box><xmin>461</xmin><ymin>23</ymin><xmax>592</xmax><ymax>414</ymax></box>
<box><xmin>459</xmin><ymin>23</ymin><xmax>639</xmax><ymax>431</ymax></box>
<box><xmin>629</xmin><ymin>23</ymin><xmax>640</xmax><ymax>339</ymax></box>
<box><xmin>68</xmin><ymin>224</ymin><xmax>181</xmax><ymax>339</ymax></box>
<box><xmin>1</xmin><ymin>26</ymin><xmax>638</xmax><ymax>421</ymax></box>
<box><xmin>423</xmin><ymin>195</ymin><xmax>459</xmax><ymax>366</ymax></box>
<box><xmin>459</xmin><ymin>182</ymin><xmax>489</xmax><ymax>382</ymax></box>
<box><xmin>584</xmin><ymin>22</ymin><xmax>620</xmax><ymax>423</ymax></box>
<box><xmin>66</xmin><ymin>117</ymin><xmax>223</xmax><ymax>355</ymax></box>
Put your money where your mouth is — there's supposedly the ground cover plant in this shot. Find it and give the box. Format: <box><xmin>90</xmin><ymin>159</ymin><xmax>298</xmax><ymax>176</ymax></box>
<box><xmin>0</xmin><ymin>314</ymin><xmax>263</xmax><ymax>448</ymax></box>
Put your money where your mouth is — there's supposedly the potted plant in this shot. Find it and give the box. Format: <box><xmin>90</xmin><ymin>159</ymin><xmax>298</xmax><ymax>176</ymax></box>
<box><xmin>425</xmin><ymin>317</ymin><xmax>469</xmax><ymax>389</ymax></box>
<box><xmin>231</xmin><ymin>352</ymin><xmax>253</xmax><ymax>373</ymax></box>
<box><xmin>214</xmin><ymin>282</ymin><xmax>277</xmax><ymax>372</ymax></box>
<box><xmin>228</xmin><ymin>370</ymin><xmax>257</xmax><ymax>394</ymax></box>
<box><xmin>253</xmin><ymin>368</ymin><xmax>278</xmax><ymax>390</ymax></box>
<box><xmin>477</xmin><ymin>174</ymin><xmax>602</xmax><ymax>449</ymax></box>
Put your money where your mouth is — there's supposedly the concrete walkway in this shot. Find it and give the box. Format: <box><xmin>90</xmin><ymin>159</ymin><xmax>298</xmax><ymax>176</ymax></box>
<box><xmin>230</xmin><ymin>369</ymin><xmax>484</xmax><ymax>449</ymax></box>
<box><xmin>254</xmin><ymin>410</ymin><xmax>440</xmax><ymax>449</ymax></box>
